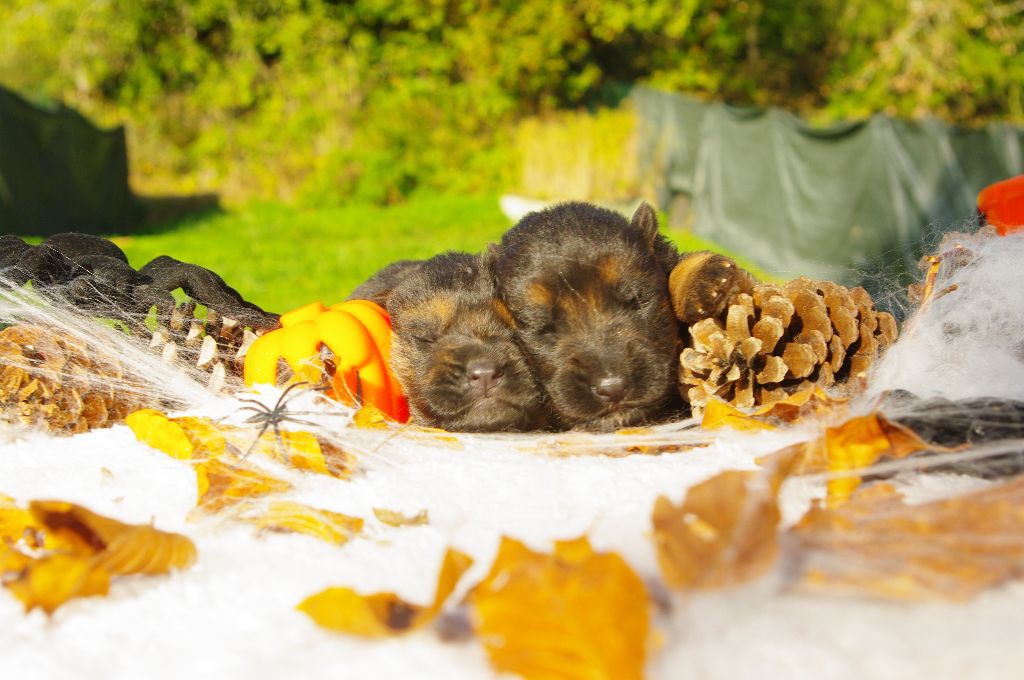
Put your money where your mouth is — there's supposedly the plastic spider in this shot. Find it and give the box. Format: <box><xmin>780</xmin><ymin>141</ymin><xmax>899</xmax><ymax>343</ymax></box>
<box><xmin>0</xmin><ymin>232</ymin><xmax>277</xmax><ymax>330</ymax></box>
<box><xmin>236</xmin><ymin>380</ymin><xmax>351</xmax><ymax>458</ymax></box>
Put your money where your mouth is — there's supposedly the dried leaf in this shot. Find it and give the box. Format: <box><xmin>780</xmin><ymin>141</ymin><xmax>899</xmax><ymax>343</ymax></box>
<box><xmin>352</xmin><ymin>404</ymin><xmax>391</xmax><ymax>429</ymax></box>
<box><xmin>701</xmin><ymin>387</ymin><xmax>845</xmax><ymax>431</ymax></box>
<box><xmin>247</xmin><ymin>430</ymin><xmax>329</xmax><ymax>475</ymax></box>
<box><xmin>125</xmin><ymin>409</ymin><xmax>195</xmax><ymax>460</ymax></box>
<box><xmin>235</xmin><ymin>500</ymin><xmax>363</xmax><ymax>546</ymax></box>
<box><xmin>701</xmin><ymin>399</ymin><xmax>777</xmax><ymax>432</ymax></box>
<box><xmin>469</xmin><ymin>536</ymin><xmax>650</xmax><ymax>680</ymax></box>
<box><xmin>790</xmin><ymin>479</ymin><xmax>1024</xmax><ymax>601</ymax></box>
<box><xmin>195</xmin><ymin>458</ymin><xmax>292</xmax><ymax>512</ymax></box>
<box><xmin>652</xmin><ymin>470</ymin><xmax>781</xmax><ymax>589</ymax></box>
<box><xmin>298</xmin><ymin>547</ymin><xmax>472</xmax><ymax>636</ymax></box>
<box><xmin>769</xmin><ymin>413</ymin><xmax>933</xmax><ymax>506</ymax></box>
<box><xmin>0</xmin><ymin>493</ymin><xmax>37</xmax><ymax>545</ymax></box>
<box><xmin>5</xmin><ymin>554</ymin><xmax>111</xmax><ymax>615</ymax></box>
<box><xmin>373</xmin><ymin>508</ymin><xmax>429</xmax><ymax>527</ymax></box>
<box><xmin>3</xmin><ymin>501</ymin><xmax>197</xmax><ymax>614</ymax></box>
<box><xmin>29</xmin><ymin>501</ymin><xmax>197</xmax><ymax>576</ymax></box>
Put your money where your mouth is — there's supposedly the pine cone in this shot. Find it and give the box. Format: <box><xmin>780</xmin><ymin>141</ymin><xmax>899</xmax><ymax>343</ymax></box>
<box><xmin>0</xmin><ymin>325</ymin><xmax>147</xmax><ymax>434</ymax></box>
<box><xmin>679</xmin><ymin>277</ymin><xmax>899</xmax><ymax>412</ymax></box>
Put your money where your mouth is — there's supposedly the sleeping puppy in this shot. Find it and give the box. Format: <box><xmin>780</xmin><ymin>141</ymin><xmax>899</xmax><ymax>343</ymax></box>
<box><xmin>492</xmin><ymin>202</ymin><xmax>683</xmax><ymax>430</ymax></box>
<box><xmin>348</xmin><ymin>252</ymin><xmax>547</xmax><ymax>432</ymax></box>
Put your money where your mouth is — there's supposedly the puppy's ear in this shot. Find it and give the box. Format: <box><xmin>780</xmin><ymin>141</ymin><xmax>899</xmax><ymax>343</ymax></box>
<box><xmin>481</xmin><ymin>243</ymin><xmax>501</xmax><ymax>283</ymax></box>
<box><xmin>630</xmin><ymin>202</ymin><xmax>659</xmax><ymax>246</ymax></box>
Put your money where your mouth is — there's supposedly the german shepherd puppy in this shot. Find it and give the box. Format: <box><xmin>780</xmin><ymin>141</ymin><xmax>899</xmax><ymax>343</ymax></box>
<box><xmin>349</xmin><ymin>252</ymin><xmax>547</xmax><ymax>432</ymax></box>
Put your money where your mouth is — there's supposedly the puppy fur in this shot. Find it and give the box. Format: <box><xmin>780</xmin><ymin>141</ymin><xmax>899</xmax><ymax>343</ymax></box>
<box><xmin>492</xmin><ymin>202</ymin><xmax>683</xmax><ymax>431</ymax></box>
<box><xmin>349</xmin><ymin>252</ymin><xmax>547</xmax><ymax>432</ymax></box>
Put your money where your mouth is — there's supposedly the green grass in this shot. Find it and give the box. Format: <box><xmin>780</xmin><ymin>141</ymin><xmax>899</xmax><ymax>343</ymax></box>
<box><xmin>100</xmin><ymin>195</ymin><xmax>769</xmax><ymax>314</ymax></box>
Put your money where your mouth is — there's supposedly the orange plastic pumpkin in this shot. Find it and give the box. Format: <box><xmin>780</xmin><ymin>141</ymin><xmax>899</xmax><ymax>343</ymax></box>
<box><xmin>243</xmin><ymin>300</ymin><xmax>409</xmax><ymax>423</ymax></box>
<box><xmin>978</xmin><ymin>174</ymin><xmax>1024</xmax><ymax>236</ymax></box>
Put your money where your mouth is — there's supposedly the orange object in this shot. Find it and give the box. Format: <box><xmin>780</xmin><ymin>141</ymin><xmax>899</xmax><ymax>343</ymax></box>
<box><xmin>978</xmin><ymin>174</ymin><xmax>1024</xmax><ymax>236</ymax></box>
<box><xmin>243</xmin><ymin>300</ymin><xmax>409</xmax><ymax>423</ymax></box>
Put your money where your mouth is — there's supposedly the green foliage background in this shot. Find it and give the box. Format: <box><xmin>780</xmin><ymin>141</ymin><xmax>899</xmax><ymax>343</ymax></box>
<box><xmin>0</xmin><ymin>0</ymin><xmax>1020</xmax><ymax>204</ymax></box>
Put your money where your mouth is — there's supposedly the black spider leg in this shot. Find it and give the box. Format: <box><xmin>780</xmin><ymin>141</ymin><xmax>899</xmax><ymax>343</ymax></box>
<box><xmin>137</xmin><ymin>255</ymin><xmax>279</xmax><ymax>329</ymax></box>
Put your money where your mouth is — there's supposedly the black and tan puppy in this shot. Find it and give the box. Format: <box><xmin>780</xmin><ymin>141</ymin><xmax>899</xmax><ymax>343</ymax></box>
<box><xmin>349</xmin><ymin>252</ymin><xmax>547</xmax><ymax>432</ymax></box>
<box><xmin>492</xmin><ymin>202</ymin><xmax>683</xmax><ymax>430</ymax></box>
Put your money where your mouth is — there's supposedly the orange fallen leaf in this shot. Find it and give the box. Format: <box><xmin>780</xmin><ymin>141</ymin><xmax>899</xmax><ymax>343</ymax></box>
<box><xmin>1</xmin><ymin>493</ymin><xmax>40</xmax><ymax>546</ymax></box>
<box><xmin>3</xmin><ymin>500</ymin><xmax>197</xmax><ymax>614</ymax></box>
<box><xmin>652</xmin><ymin>469</ymin><xmax>782</xmax><ymax>589</ymax></box>
<box><xmin>194</xmin><ymin>458</ymin><xmax>292</xmax><ymax>512</ymax></box>
<box><xmin>790</xmin><ymin>478</ymin><xmax>1024</xmax><ymax>601</ymax></box>
<box><xmin>373</xmin><ymin>508</ymin><xmax>429</xmax><ymax>527</ymax></box>
<box><xmin>702</xmin><ymin>387</ymin><xmax>846</xmax><ymax>432</ymax></box>
<box><xmin>352</xmin><ymin>404</ymin><xmax>391</xmax><ymax>429</ymax></box>
<box><xmin>127</xmin><ymin>409</ymin><xmax>356</xmax><ymax>479</ymax></box>
<box><xmin>5</xmin><ymin>554</ymin><xmax>111</xmax><ymax>615</ymax></box>
<box><xmin>701</xmin><ymin>399</ymin><xmax>777</xmax><ymax>432</ymax></box>
<box><xmin>468</xmin><ymin>536</ymin><xmax>651</xmax><ymax>680</ymax></box>
<box><xmin>125</xmin><ymin>409</ymin><xmax>195</xmax><ymax>460</ymax></box>
<box><xmin>298</xmin><ymin>547</ymin><xmax>473</xmax><ymax>636</ymax></box>
<box><xmin>762</xmin><ymin>413</ymin><xmax>934</xmax><ymax>506</ymax></box>
<box><xmin>234</xmin><ymin>500</ymin><xmax>363</xmax><ymax>546</ymax></box>
<box><xmin>29</xmin><ymin>501</ymin><xmax>197</xmax><ymax>576</ymax></box>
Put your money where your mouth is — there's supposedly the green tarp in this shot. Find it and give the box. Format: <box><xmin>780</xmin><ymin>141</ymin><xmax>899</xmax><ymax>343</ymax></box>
<box><xmin>634</xmin><ymin>87</ymin><xmax>1024</xmax><ymax>296</ymax></box>
<box><xmin>0</xmin><ymin>85</ymin><xmax>136</xmax><ymax>235</ymax></box>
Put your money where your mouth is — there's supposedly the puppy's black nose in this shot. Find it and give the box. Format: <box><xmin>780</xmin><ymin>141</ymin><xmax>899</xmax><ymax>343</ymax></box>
<box><xmin>467</xmin><ymin>360</ymin><xmax>501</xmax><ymax>396</ymax></box>
<box><xmin>593</xmin><ymin>375</ymin><xmax>626</xmax><ymax>403</ymax></box>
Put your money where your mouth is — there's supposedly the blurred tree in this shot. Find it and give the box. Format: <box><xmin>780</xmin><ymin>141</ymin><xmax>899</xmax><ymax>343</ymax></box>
<box><xmin>0</xmin><ymin>0</ymin><xmax>1018</xmax><ymax>203</ymax></box>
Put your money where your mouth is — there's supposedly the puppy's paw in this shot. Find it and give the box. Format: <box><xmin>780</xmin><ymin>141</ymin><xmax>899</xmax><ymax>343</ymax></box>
<box><xmin>669</xmin><ymin>252</ymin><xmax>755</xmax><ymax>324</ymax></box>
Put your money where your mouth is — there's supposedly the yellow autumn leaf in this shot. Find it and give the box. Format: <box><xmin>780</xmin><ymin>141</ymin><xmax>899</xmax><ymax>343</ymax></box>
<box><xmin>790</xmin><ymin>477</ymin><xmax>1024</xmax><ymax>601</ymax></box>
<box><xmin>298</xmin><ymin>547</ymin><xmax>473</xmax><ymax>636</ymax></box>
<box><xmin>4</xmin><ymin>500</ymin><xmax>197</xmax><ymax>614</ymax></box>
<box><xmin>469</xmin><ymin>535</ymin><xmax>651</xmax><ymax>680</ymax></box>
<box><xmin>246</xmin><ymin>430</ymin><xmax>329</xmax><ymax>475</ymax></box>
<box><xmin>29</xmin><ymin>501</ymin><xmax>197</xmax><ymax>576</ymax></box>
<box><xmin>5</xmin><ymin>553</ymin><xmax>111</xmax><ymax>615</ymax></box>
<box><xmin>174</xmin><ymin>416</ymin><xmax>229</xmax><ymax>458</ymax></box>
<box><xmin>352</xmin><ymin>404</ymin><xmax>391</xmax><ymax>429</ymax></box>
<box><xmin>701</xmin><ymin>398</ymin><xmax>777</xmax><ymax>432</ymax></box>
<box><xmin>194</xmin><ymin>458</ymin><xmax>292</xmax><ymax>512</ymax></box>
<box><xmin>235</xmin><ymin>500</ymin><xmax>363</xmax><ymax>546</ymax></box>
<box><xmin>125</xmin><ymin>409</ymin><xmax>195</xmax><ymax>460</ymax></box>
<box><xmin>652</xmin><ymin>470</ymin><xmax>781</xmax><ymax>590</ymax></box>
<box><xmin>1</xmin><ymin>493</ymin><xmax>39</xmax><ymax>545</ymax></box>
<box><xmin>760</xmin><ymin>413</ymin><xmax>934</xmax><ymax>506</ymax></box>
<box><xmin>373</xmin><ymin>508</ymin><xmax>429</xmax><ymax>527</ymax></box>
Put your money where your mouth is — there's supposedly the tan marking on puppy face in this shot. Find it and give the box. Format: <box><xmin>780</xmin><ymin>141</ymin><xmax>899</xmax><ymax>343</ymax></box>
<box><xmin>527</xmin><ymin>281</ymin><xmax>553</xmax><ymax>306</ymax></box>
<box><xmin>401</xmin><ymin>295</ymin><xmax>455</xmax><ymax>328</ymax></box>
<box><xmin>597</xmin><ymin>254</ymin><xmax>623</xmax><ymax>285</ymax></box>
<box><xmin>491</xmin><ymin>298</ymin><xmax>516</xmax><ymax>327</ymax></box>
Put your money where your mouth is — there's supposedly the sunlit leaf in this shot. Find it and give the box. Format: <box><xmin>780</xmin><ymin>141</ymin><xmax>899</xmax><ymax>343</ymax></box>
<box><xmin>762</xmin><ymin>413</ymin><xmax>934</xmax><ymax>506</ymax></box>
<box><xmin>469</xmin><ymin>536</ymin><xmax>651</xmax><ymax>680</ymax></box>
<box><xmin>29</xmin><ymin>501</ymin><xmax>197</xmax><ymax>575</ymax></box>
<box><xmin>235</xmin><ymin>500</ymin><xmax>363</xmax><ymax>546</ymax></box>
<box><xmin>174</xmin><ymin>416</ymin><xmax>229</xmax><ymax>458</ymax></box>
<box><xmin>373</xmin><ymin>508</ymin><xmax>429</xmax><ymax>527</ymax></box>
<box><xmin>652</xmin><ymin>470</ymin><xmax>781</xmax><ymax>590</ymax></box>
<box><xmin>701</xmin><ymin>399</ymin><xmax>776</xmax><ymax>432</ymax></box>
<box><xmin>702</xmin><ymin>387</ymin><xmax>847</xmax><ymax>432</ymax></box>
<box><xmin>125</xmin><ymin>409</ymin><xmax>195</xmax><ymax>460</ymax></box>
<box><xmin>298</xmin><ymin>547</ymin><xmax>473</xmax><ymax>636</ymax></box>
<box><xmin>790</xmin><ymin>478</ymin><xmax>1024</xmax><ymax>601</ymax></box>
<box><xmin>5</xmin><ymin>554</ymin><xmax>111</xmax><ymax>615</ymax></box>
<box><xmin>352</xmin><ymin>404</ymin><xmax>391</xmax><ymax>429</ymax></box>
<box><xmin>194</xmin><ymin>458</ymin><xmax>292</xmax><ymax>512</ymax></box>
<box><xmin>3</xmin><ymin>500</ymin><xmax>197</xmax><ymax>614</ymax></box>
